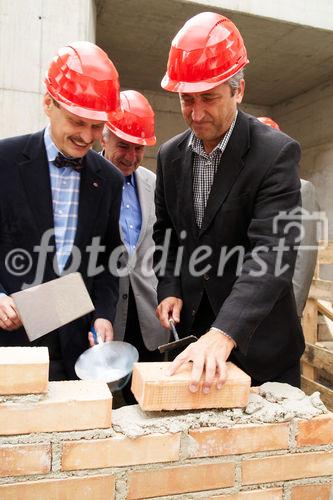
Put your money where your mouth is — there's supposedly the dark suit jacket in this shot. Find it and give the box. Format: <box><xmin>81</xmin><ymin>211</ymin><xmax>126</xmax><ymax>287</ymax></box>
<box><xmin>0</xmin><ymin>130</ymin><xmax>123</xmax><ymax>378</ymax></box>
<box><xmin>154</xmin><ymin>110</ymin><xmax>305</xmax><ymax>382</ymax></box>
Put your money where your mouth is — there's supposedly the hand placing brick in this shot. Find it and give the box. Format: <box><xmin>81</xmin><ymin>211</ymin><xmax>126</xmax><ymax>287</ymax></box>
<box><xmin>131</xmin><ymin>361</ymin><xmax>251</xmax><ymax>411</ymax></box>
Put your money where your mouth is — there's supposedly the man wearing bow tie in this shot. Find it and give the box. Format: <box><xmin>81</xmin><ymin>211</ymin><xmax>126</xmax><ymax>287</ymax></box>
<box><xmin>0</xmin><ymin>42</ymin><xmax>124</xmax><ymax>380</ymax></box>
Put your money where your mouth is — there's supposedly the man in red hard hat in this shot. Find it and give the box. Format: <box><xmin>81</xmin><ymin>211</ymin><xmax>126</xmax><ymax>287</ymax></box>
<box><xmin>257</xmin><ymin>116</ymin><xmax>319</xmax><ymax>319</ymax></box>
<box><xmin>154</xmin><ymin>12</ymin><xmax>304</xmax><ymax>390</ymax></box>
<box><xmin>100</xmin><ymin>90</ymin><xmax>169</xmax><ymax>403</ymax></box>
<box><xmin>0</xmin><ymin>41</ymin><xmax>124</xmax><ymax>380</ymax></box>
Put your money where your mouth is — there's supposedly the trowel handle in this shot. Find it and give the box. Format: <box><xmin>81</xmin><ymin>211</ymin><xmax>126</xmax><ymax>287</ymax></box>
<box><xmin>168</xmin><ymin>319</ymin><xmax>180</xmax><ymax>341</ymax></box>
<box><xmin>91</xmin><ymin>326</ymin><xmax>103</xmax><ymax>345</ymax></box>
<box><xmin>91</xmin><ymin>326</ymin><xmax>98</xmax><ymax>344</ymax></box>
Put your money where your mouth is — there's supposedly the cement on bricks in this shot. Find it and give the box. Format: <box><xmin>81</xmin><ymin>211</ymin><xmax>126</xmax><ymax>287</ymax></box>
<box><xmin>112</xmin><ymin>383</ymin><xmax>329</xmax><ymax>438</ymax></box>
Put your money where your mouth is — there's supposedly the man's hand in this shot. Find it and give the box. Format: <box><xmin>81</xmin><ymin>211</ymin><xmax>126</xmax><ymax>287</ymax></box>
<box><xmin>156</xmin><ymin>296</ymin><xmax>183</xmax><ymax>328</ymax></box>
<box><xmin>88</xmin><ymin>318</ymin><xmax>114</xmax><ymax>347</ymax></box>
<box><xmin>0</xmin><ymin>296</ymin><xmax>22</xmax><ymax>331</ymax></box>
<box><xmin>167</xmin><ymin>329</ymin><xmax>235</xmax><ymax>393</ymax></box>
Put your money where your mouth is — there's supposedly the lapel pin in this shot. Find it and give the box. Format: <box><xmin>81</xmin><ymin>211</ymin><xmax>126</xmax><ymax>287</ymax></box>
<box><xmin>93</xmin><ymin>181</ymin><xmax>99</xmax><ymax>188</ymax></box>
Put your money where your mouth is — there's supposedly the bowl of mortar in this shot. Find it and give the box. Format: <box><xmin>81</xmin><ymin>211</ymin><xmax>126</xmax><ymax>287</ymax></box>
<box><xmin>75</xmin><ymin>339</ymin><xmax>139</xmax><ymax>392</ymax></box>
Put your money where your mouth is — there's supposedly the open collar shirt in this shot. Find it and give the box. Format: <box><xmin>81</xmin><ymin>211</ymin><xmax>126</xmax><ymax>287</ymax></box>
<box><xmin>189</xmin><ymin>111</ymin><xmax>238</xmax><ymax>228</ymax></box>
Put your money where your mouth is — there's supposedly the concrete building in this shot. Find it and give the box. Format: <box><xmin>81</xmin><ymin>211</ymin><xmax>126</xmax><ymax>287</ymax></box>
<box><xmin>1</xmin><ymin>0</ymin><xmax>333</xmax><ymax>239</ymax></box>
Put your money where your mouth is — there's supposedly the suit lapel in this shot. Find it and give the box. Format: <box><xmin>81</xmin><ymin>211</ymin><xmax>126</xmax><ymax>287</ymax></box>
<box><xmin>73</xmin><ymin>151</ymin><xmax>106</xmax><ymax>251</ymax></box>
<box><xmin>18</xmin><ymin>136</ymin><xmax>107</xmax><ymax>270</ymax></box>
<box><xmin>135</xmin><ymin>167</ymin><xmax>152</xmax><ymax>249</ymax></box>
<box><xmin>18</xmin><ymin>130</ymin><xmax>56</xmax><ymax>262</ymax></box>
<box><xmin>175</xmin><ymin>134</ymin><xmax>198</xmax><ymax>239</ymax></box>
<box><xmin>199</xmin><ymin>111</ymin><xmax>250</xmax><ymax>236</ymax></box>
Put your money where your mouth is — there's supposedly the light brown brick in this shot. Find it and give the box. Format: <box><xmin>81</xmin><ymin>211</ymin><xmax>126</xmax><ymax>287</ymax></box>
<box><xmin>242</xmin><ymin>450</ymin><xmax>333</xmax><ymax>485</ymax></box>
<box><xmin>0</xmin><ymin>380</ymin><xmax>112</xmax><ymax>435</ymax></box>
<box><xmin>188</xmin><ymin>422</ymin><xmax>289</xmax><ymax>458</ymax></box>
<box><xmin>0</xmin><ymin>474</ymin><xmax>115</xmax><ymax>499</ymax></box>
<box><xmin>297</xmin><ymin>413</ymin><xmax>333</xmax><ymax>446</ymax></box>
<box><xmin>291</xmin><ymin>483</ymin><xmax>333</xmax><ymax>500</ymax></box>
<box><xmin>0</xmin><ymin>347</ymin><xmax>48</xmax><ymax>395</ymax></box>
<box><xmin>209</xmin><ymin>487</ymin><xmax>283</xmax><ymax>499</ymax></box>
<box><xmin>62</xmin><ymin>432</ymin><xmax>181</xmax><ymax>470</ymax></box>
<box><xmin>0</xmin><ymin>443</ymin><xmax>50</xmax><ymax>477</ymax></box>
<box><xmin>127</xmin><ymin>462</ymin><xmax>235</xmax><ymax>499</ymax></box>
<box><xmin>131</xmin><ymin>361</ymin><xmax>251</xmax><ymax>411</ymax></box>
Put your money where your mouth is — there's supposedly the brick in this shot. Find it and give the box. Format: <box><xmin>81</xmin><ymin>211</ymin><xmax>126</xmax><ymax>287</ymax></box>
<box><xmin>0</xmin><ymin>474</ymin><xmax>115</xmax><ymax>500</ymax></box>
<box><xmin>297</xmin><ymin>413</ymin><xmax>333</xmax><ymax>446</ymax></box>
<box><xmin>127</xmin><ymin>462</ymin><xmax>235</xmax><ymax>499</ymax></box>
<box><xmin>0</xmin><ymin>347</ymin><xmax>48</xmax><ymax>395</ymax></box>
<box><xmin>0</xmin><ymin>381</ymin><xmax>112</xmax><ymax>435</ymax></box>
<box><xmin>242</xmin><ymin>450</ymin><xmax>333</xmax><ymax>485</ymax></box>
<box><xmin>131</xmin><ymin>361</ymin><xmax>251</xmax><ymax>411</ymax></box>
<box><xmin>291</xmin><ymin>483</ymin><xmax>333</xmax><ymax>500</ymax></box>
<box><xmin>0</xmin><ymin>443</ymin><xmax>50</xmax><ymax>477</ymax></box>
<box><xmin>62</xmin><ymin>432</ymin><xmax>181</xmax><ymax>470</ymax></box>
<box><xmin>209</xmin><ymin>487</ymin><xmax>283</xmax><ymax>499</ymax></box>
<box><xmin>188</xmin><ymin>422</ymin><xmax>289</xmax><ymax>458</ymax></box>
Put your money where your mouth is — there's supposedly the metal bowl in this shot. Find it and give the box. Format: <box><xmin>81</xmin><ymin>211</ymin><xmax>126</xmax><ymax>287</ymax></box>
<box><xmin>75</xmin><ymin>341</ymin><xmax>139</xmax><ymax>392</ymax></box>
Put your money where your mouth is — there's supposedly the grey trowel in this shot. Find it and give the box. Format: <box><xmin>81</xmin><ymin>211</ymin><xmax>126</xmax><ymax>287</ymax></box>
<box><xmin>11</xmin><ymin>273</ymin><xmax>94</xmax><ymax>341</ymax></box>
<box><xmin>158</xmin><ymin>319</ymin><xmax>197</xmax><ymax>353</ymax></box>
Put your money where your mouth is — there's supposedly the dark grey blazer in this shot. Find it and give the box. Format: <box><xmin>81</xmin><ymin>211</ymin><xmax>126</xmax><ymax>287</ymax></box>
<box><xmin>154</xmin><ymin>110</ymin><xmax>305</xmax><ymax>382</ymax></box>
<box><xmin>0</xmin><ymin>130</ymin><xmax>123</xmax><ymax>377</ymax></box>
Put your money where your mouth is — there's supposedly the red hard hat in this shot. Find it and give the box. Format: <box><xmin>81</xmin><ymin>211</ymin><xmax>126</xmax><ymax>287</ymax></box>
<box><xmin>106</xmin><ymin>90</ymin><xmax>156</xmax><ymax>146</ymax></box>
<box><xmin>45</xmin><ymin>41</ymin><xmax>120</xmax><ymax>121</ymax></box>
<box><xmin>161</xmin><ymin>12</ymin><xmax>249</xmax><ymax>93</ymax></box>
<box><xmin>257</xmin><ymin>117</ymin><xmax>280</xmax><ymax>130</ymax></box>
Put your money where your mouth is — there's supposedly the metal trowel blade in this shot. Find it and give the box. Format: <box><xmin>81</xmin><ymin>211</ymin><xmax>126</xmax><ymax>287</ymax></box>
<box><xmin>158</xmin><ymin>335</ymin><xmax>197</xmax><ymax>353</ymax></box>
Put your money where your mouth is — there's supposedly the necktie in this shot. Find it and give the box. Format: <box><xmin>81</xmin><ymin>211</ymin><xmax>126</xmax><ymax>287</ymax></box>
<box><xmin>54</xmin><ymin>152</ymin><xmax>83</xmax><ymax>172</ymax></box>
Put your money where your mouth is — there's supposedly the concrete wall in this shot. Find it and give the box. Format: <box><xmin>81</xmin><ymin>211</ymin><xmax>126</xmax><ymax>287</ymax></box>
<box><xmin>0</xmin><ymin>0</ymin><xmax>96</xmax><ymax>138</ymax></box>
<box><xmin>141</xmin><ymin>90</ymin><xmax>184</xmax><ymax>171</ymax></box>
<box><xmin>188</xmin><ymin>0</ymin><xmax>333</xmax><ymax>30</ymax></box>
<box><xmin>270</xmin><ymin>80</ymin><xmax>333</xmax><ymax>278</ymax></box>
<box><xmin>273</xmin><ymin>80</ymin><xmax>333</xmax><ymax>240</ymax></box>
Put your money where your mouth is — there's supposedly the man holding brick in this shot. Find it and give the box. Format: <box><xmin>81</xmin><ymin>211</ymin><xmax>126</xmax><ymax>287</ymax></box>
<box><xmin>154</xmin><ymin>12</ymin><xmax>305</xmax><ymax>390</ymax></box>
<box><xmin>0</xmin><ymin>42</ymin><xmax>123</xmax><ymax>380</ymax></box>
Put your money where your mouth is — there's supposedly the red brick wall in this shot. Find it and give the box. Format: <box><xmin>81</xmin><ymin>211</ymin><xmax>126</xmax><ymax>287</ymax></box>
<box><xmin>0</xmin><ymin>348</ymin><xmax>332</xmax><ymax>499</ymax></box>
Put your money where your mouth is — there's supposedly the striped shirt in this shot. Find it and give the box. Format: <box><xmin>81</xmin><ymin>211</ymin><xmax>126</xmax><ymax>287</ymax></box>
<box><xmin>44</xmin><ymin>127</ymin><xmax>80</xmax><ymax>273</ymax></box>
<box><xmin>121</xmin><ymin>174</ymin><xmax>142</xmax><ymax>254</ymax></box>
<box><xmin>99</xmin><ymin>151</ymin><xmax>142</xmax><ymax>254</ymax></box>
<box><xmin>190</xmin><ymin>111</ymin><xmax>238</xmax><ymax>227</ymax></box>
